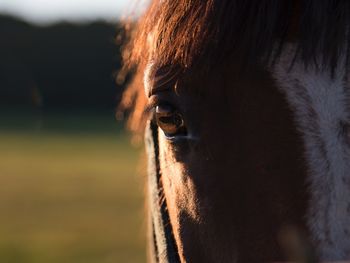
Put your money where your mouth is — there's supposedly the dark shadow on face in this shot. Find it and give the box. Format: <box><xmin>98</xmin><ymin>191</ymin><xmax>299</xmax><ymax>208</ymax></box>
<box><xmin>151</xmin><ymin>62</ymin><xmax>310</xmax><ymax>263</ymax></box>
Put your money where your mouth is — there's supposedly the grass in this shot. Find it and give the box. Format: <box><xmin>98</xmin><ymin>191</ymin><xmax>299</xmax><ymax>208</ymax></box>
<box><xmin>0</xmin><ymin>113</ymin><xmax>146</xmax><ymax>263</ymax></box>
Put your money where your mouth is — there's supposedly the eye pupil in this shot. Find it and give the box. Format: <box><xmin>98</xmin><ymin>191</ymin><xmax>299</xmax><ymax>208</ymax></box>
<box><xmin>158</xmin><ymin>113</ymin><xmax>183</xmax><ymax>127</ymax></box>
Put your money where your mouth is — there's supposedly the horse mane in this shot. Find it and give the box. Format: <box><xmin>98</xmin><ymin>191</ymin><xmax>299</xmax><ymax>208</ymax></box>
<box><xmin>118</xmin><ymin>0</ymin><xmax>350</xmax><ymax>135</ymax></box>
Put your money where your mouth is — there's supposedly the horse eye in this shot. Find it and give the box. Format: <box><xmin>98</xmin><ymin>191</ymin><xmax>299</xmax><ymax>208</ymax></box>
<box><xmin>155</xmin><ymin>105</ymin><xmax>186</xmax><ymax>136</ymax></box>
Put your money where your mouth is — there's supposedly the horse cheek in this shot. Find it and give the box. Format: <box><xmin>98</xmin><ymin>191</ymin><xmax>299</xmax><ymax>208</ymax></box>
<box><xmin>158</xmin><ymin>134</ymin><xmax>204</xmax><ymax>262</ymax></box>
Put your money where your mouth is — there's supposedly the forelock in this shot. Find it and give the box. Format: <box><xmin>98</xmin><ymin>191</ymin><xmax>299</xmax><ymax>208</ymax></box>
<box><xmin>125</xmin><ymin>0</ymin><xmax>350</xmax><ymax>74</ymax></box>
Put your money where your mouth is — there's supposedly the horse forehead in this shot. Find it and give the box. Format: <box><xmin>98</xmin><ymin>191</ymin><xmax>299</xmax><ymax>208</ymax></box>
<box><xmin>144</xmin><ymin>61</ymin><xmax>187</xmax><ymax>97</ymax></box>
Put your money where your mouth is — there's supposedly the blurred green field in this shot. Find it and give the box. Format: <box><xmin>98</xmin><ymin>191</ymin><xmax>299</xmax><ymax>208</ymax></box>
<box><xmin>0</xmin><ymin>113</ymin><xmax>146</xmax><ymax>263</ymax></box>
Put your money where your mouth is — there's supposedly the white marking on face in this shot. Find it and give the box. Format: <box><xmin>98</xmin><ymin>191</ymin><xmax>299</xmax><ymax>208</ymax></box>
<box><xmin>272</xmin><ymin>45</ymin><xmax>350</xmax><ymax>260</ymax></box>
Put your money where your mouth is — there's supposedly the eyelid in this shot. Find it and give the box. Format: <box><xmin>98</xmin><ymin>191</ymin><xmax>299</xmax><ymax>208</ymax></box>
<box><xmin>147</xmin><ymin>96</ymin><xmax>160</xmax><ymax>109</ymax></box>
<box><xmin>147</xmin><ymin>95</ymin><xmax>174</xmax><ymax>112</ymax></box>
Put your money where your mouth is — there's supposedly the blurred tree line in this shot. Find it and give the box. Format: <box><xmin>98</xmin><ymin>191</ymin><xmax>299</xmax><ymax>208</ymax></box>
<box><xmin>0</xmin><ymin>14</ymin><xmax>123</xmax><ymax>111</ymax></box>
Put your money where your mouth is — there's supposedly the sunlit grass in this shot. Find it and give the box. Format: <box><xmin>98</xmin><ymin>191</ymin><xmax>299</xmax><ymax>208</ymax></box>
<box><xmin>0</xmin><ymin>130</ymin><xmax>146</xmax><ymax>263</ymax></box>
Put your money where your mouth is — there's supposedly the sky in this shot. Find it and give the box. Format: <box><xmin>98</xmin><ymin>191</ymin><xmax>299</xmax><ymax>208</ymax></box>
<box><xmin>0</xmin><ymin>0</ymin><xmax>147</xmax><ymax>24</ymax></box>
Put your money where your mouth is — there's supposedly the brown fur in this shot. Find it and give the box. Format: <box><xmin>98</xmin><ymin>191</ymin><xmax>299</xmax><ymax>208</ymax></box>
<box><xmin>118</xmin><ymin>1</ymin><xmax>350</xmax><ymax>261</ymax></box>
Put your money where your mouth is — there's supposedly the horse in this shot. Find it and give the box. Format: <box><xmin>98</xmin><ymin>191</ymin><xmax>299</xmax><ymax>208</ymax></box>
<box><xmin>118</xmin><ymin>0</ymin><xmax>350</xmax><ymax>262</ymax></box>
